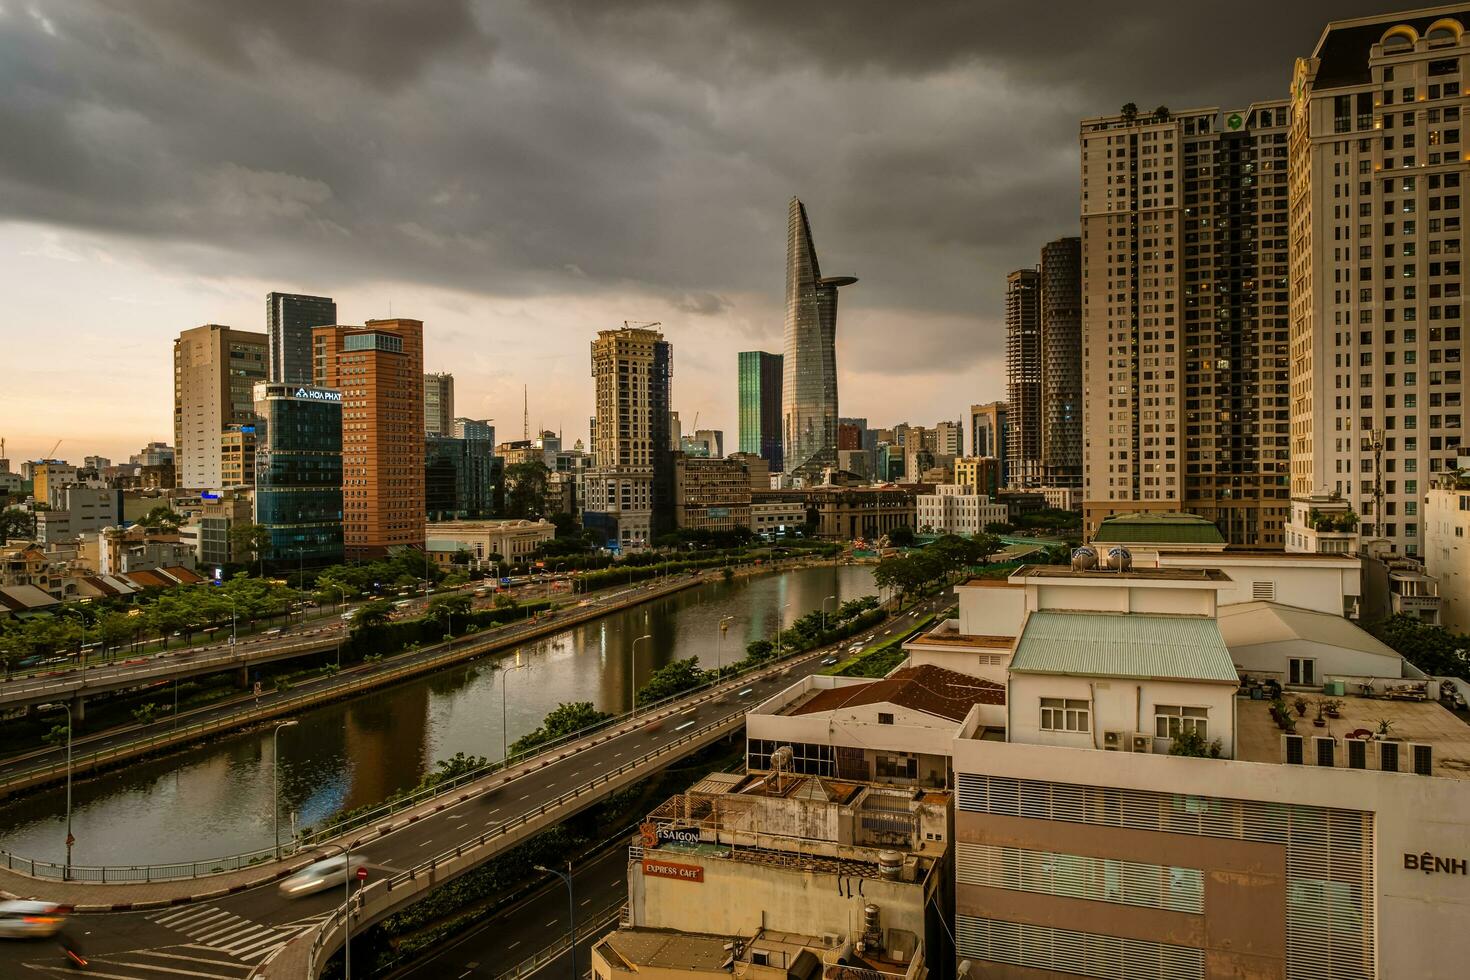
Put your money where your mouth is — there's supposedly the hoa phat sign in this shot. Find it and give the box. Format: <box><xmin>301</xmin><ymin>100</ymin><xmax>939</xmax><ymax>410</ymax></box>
<box><xmin>292</xmin><ymin>387</ymin><xmax>342</xmax><ymax>402</ymax></box>
<box><xmin>642</xmin><ymin>858</ymin><xmax>704</xmax><ymax>883</ymax></box>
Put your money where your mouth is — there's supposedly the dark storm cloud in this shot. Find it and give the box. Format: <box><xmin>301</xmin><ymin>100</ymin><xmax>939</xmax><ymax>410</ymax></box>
<box><xmin>0</xmin><ymin>0</ymin><xmax>1389</xmax><ymax>376</ymax></box>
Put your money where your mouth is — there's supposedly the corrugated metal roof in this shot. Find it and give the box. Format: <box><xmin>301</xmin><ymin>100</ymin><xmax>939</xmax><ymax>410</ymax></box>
<box><xmin>1093</xmin><ymin>512</ymin><xmax>1225</xmax><ymax>544</ymax></box>
<box><xmin>1011</xmin><ymin>611</ymin><xmax>1237</xmax><ymax>683</ymax></box>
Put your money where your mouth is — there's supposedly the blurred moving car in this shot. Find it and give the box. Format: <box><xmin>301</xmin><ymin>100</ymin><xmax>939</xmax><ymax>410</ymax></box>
<box><xmin>278</xmin><ymin>854</ymin><xmax>368</xmax><ymax>897</ymax></box>
<box><xmin>0</xmin><ymin>900</ymin><xmax>69</xmax><ymax>939</ymax></box>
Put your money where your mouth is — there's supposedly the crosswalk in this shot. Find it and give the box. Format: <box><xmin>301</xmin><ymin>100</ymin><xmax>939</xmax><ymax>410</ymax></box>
<box><xmin>23</xmin><ymin>942</ymin><xmax>253</xmax><ymax>979</ymax></box>
<box><xmin>143</xmin><ymin>903</ymin><xmax>327</xmax><ymax>963</ymax></box>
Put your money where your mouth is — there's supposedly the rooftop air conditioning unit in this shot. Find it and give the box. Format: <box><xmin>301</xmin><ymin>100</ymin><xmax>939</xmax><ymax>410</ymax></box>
<box><xmin>1103</xmin><ymin>730</ymin><xmax>1125</xmax><ymax>751</ymax></box>
<box><xmin>1130</xmin><ymin>733</ymin><xmax>1153</xmax><ymax>753</ymax></box>
<box><xmin>1378</xmin><ymin>740</ymin><xmax>1401</xmax><ymax>773</ymax></box>
<box><xmin>1281</xmin><ymin>733</ymin><xmax>1305</xmax><ymax>765</ymax></box>
<box><xmin>1410</xmin><ymin>742</ymin><xmax>1434</xmax><ymax>776</ymax></box>
<box><xmin>1312</xmin><ymin>736</ymin><xmax>1337</xmax><ymax>767</ymax></box>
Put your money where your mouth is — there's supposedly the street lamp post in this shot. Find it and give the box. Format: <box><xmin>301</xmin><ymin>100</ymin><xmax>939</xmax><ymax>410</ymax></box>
<box><xmin>534</xmin><ymin>862</ymin><xmax>578</xmax><ymax>980</ymax></box>
<box><xmin>66</xmin><ymin>608</ymin><xmax>87</xmax><ymax>668</ymax></box>
<box><xmin>501</xmin><ymin>660</ymin><xmax>530</xmax><ymax>762</ymax></box>
<box><xmin>224</xmin><ymin>593</ymin><xmax>238</xmax><ymax>646</ymax></box>
<box><xmin>60</xmin><ymin>702</ymin><xmax>74</xmax><ymax>880</ymax></box>
<box><xmin>716</xmin><ymin>616</ymin><xmax>735</xmax><ymax>674</ymax></box>
<box><xmin>775</xmin><ymin>602</ymin><xmax>791</xmax><ymax>654</ymax></box>
<box><xmin>631</xmin><ymin>633</ymin><xmax>652</xmax><ymax>715</ymax></box>
<box><xmin>272</xmin><ymin>720</ymin><xmax>298</xmax><ymax>859</ymax></box>
<box><xmin>821</xmin><ymin>594</ymin><xmax>837</xmax><ymax>634</ymax></box>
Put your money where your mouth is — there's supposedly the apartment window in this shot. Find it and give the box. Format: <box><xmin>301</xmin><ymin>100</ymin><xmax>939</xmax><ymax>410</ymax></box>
<box><xmin>1040</xmin><ymin>698</ymin><xmax>1090</xmax><ymax>733</ymax></box>
<box><xmin>1289</xmin><ymin>658</ymin><xmax>1316</xmax><ymax>686</ymax></box>
<box><xmin>877</xmin><ymin>712</ymin><xmax>895</xmax><ymax>726</ymax></box>
<box><xmin>1154</xmin><ymin>706</ymin><xmax>1209</xmax><ymax>741</ymax></box>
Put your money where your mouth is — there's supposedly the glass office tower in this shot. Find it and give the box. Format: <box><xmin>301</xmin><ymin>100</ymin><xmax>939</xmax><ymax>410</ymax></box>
<box><xmin>781</xmin><ymin>198</ymin><xmax>855</xmax><ymax>476</ymax></box>
<box><xmin>266</xmin><ymin>292</ymin><xmax>336</xmax><ymax>385</ymax></box>
<box><xmin>252</xmin><ymin>382</ymin><xmax>344</xmax><ymax>565</ymax></box>
<box><xmin>738</xmin><ymin>350</ymin><xmax>783</xmax><ymax>471</ymax></box>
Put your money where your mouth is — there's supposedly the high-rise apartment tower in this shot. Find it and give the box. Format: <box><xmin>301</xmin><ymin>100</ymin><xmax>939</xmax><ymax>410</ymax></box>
<box><xmin>1040</xmin><ymin>237</ymin><xmax>1084</xmax><ymax>491</ymax></box>
<box><xmin>782</xmin><ymin>198</ymin><xmax>856</xmax><ymax>475</ymax></box>
<box><xmin>1080</xmin><ymin>102</ymin><xmax>1292</xmax><ymax>544</ymax></box>
<box><xmin>312</xmin><ymin>318</ymin><xmax>425</xmax><ymax>559</ymax></box>
<box><xmin>1005</xmin><ymin>269</ymin><xmax>1043</xmax><ymax>488</ymax></box>
<box><xmin>1287</xmin><ymin>7</ymin><xmax>1470</xmax><ymax>556</ymax></box>
<box><xmin>173</xmin><ymin>324</ymin><xmax>267</xmax><ymax>489</ymax></box>
<box><xmin>266</xmin><ymin>293</ymin><xmax>336</xmax><ymax>386</ymax></box>
<box><xmin>584</xmin><ymin>326</ymin><xmax>673</xmax><ymax>551</ymax></box>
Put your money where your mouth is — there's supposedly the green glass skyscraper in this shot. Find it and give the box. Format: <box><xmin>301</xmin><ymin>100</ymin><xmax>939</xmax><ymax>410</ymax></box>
<box><xmin>738</xmin><ymin>350</ymin><xmax>783</xmax><ymax>471</ymax></box>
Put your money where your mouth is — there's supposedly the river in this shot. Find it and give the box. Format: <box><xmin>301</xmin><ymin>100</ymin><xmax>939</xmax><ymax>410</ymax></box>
<box><xmin>0</xmin><ymin>564</ymin><xmax>876</xmax><ymax>866</ymax></box>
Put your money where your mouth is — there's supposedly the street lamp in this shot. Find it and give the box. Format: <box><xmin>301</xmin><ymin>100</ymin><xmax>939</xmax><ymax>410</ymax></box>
<box><xmin>821</xmin><ymin>594</ymin><xmax>837</xmax><ymax>634</ymax></box>
<box><xmin>774</xmin><ymin>602</ymin><xmax>790</xmax><ymax>655</ymax></box>
<box><xmin>272</xmin><ymin>720</ymin><xmax>298</xmax><ymax>858</ymax></box>
<box><xmin>224</xmin><ymin>592</ymin><xmax>238</xmax><ymax>646</ymax></box>
<box><xmin>60</xmin><ymin>702</ymin><xmax>74</xmax><ymax>880</ymax></box>
<box><xmin>716</xmin><ymin>615</ymin><xmax>735</xmax><ymax>674</ymax></box>
<box><xmin>317</xmin><ymin>838</ymin><xmax>366</xmax><ymax>980</ymax></box>
<box><xmin>501</xmin><ymin>659</ymin><xmax>530</xmax><ymax>762</ymax></box>
<box><xmin>65</xmin><ymin>608</ymin><xmax>87</xmax><ymax>668</ymax></box>
<box><xmin>533</xmin><ymin>863</ymin><xmax>578</xmax><ymax>980</ymax></box>
<box><xmin>631</xmin><ymin>633</ymin><xmax>652</xmax><ymax>715</ymax></box>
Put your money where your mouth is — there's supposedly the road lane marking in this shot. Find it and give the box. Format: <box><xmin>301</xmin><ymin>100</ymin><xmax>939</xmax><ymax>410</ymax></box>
<box><xmin>420</xmin><ymin>838</ymin><xmax>437</xmax><ymax>846</ymax></box>
<box><xmin>508</xmin><ymin>941</ymin><xmax>522</xmax><ymax>950</ymax></box>
<box><xmin>454</xmin><ymin>821</ymin><xmax>470</xmax><ymax>830</ymax></box>
<box><xmin>546</xmin><ymin>918</ymin><xmax>558</xmax><ymax>927</ymax></box>
<box><xmin>520</xmin><ymin>793</ymin><xmax>530</xmax><ymax>800</ymax></box>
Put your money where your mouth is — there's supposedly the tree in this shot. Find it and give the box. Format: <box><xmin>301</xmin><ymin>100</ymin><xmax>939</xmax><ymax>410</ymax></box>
<box><xmin>971</xmin><ymin>532</ymin><xmax>1002</xmax><ymax>564</ymax></box>
<box><xmin>1152</xmin><ymin>105</ymin><xmax>1171</xmax><ymax>122</ymax></box>
<box><xmin>509</xmin><ymin>700</ymin><xmax>612</xmax><ymax>755</ymax></box>
<box><xmin>426</xmin><ymin>593</ymin><xmax>472</xmax><ymax>630</ymax></box>
<box><xmin>140</xmin><ymin>505</ymin><xmax>185</xmax><ymax>531</ymax></box>
<box><xmin>637</xmin><ymin>657</ymin><xmax>706</xmax><ymax>703</ymax></box>
<box><xmin>888</xmin><ymin>525</ymin><xmax>915</xmax><ymax>547</ymax></box>
<box><xmin>1121</xmin><ymin>101</ymin><xmax>1139</xmax><ymax>122</ymax></box>
<box><xmin>744</xmin><ymin>639</ymin><xmax>774</xmax><ymax>661</ymax></box>
<box><xmin>229</xmin><ymin>522</ymin><xmax>272</xmax><ymax>575</ymax></box>
<box><xmin>1368</xmin><ymin>615</ymin><xmax>1470</xmax><ymax>679</ymax></box>
<box><xmin>351</xmin><ymin>599</ymin><xmax>395</xmax><ymax>636</ymax></box>
<box><xmin>984</xmin><ymin>521</ymin><xmax>1015</xmax><ymax>535</ymax></box>
<box><xmin>0</xmin><ymin>508</ymin><xmax>36</xmax><ymax>541</ymax></box>
<box><xmin>504</xmin><ymin>461</ymin><xmax>551</xmax><ymax>520</ymax></box>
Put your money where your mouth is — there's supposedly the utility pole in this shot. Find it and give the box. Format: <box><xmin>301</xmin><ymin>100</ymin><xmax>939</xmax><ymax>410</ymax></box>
<box><xmin>523</xmin><ymin>385</ymin><xmax>529</xmax><ymax>442</ymax></box>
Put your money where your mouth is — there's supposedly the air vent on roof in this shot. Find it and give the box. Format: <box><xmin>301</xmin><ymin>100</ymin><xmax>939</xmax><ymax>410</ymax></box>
<box><xmin>1379</xmin><ymin>741</ymin><xmax>1401</xmax><ymax>773</ymax></box>
<box><xmin>1411</xmin><ymin>742</ymin><xmax>1433</xmax><ymax>776</ymax></box>
<box><xmin>1282</xmin><ymin>734</ymin><xmax>1305</xmax><ymax>765</ymax></box>
<box><xmin>1252</xmin><ymin>581</ymin><xmax>1276</xmax><ymax>602</ymax></box>
<box><xmin>1313</xmin><ymin>736</ymin><xmax>1337</xmax><ymax>767</ymax></box>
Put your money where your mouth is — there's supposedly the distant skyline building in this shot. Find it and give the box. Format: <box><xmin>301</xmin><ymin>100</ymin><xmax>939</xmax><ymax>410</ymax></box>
<box><xmin>453</xmin><ymin>418</ymin><xmax>495</xmax><ymax>443</ymax></box>
<box><xmin>781</xmin><ymin>197</ymin><xmax>856</xmax><ymax>475</ymax></box>
<box><xmin>738</xmin><ymin>350</ymin><xmax>783</xmax><ymax>471</ymax></box>
<box><xmin>313</xmin><ymin>318</ymin><xmax>425</xmax><ymax>559</ymax></box>
<box><xmin>1040</xmin><ymin>236</ymin><xmax>1083</xmax><ymax>492</ymax></box>
<box><xmin>1005</xmin><ymin>268</ymin><xmax>1042</xmax><ymax>488</ymax></box>
<box><xmin>584</xmin><ymin>325</ymin><xmax>673</xmax><ymax>551</ymax></box>
<box><xmin>252</xmin><ymin>381</ymin><xmax>343</xmax><ymax>566</ymax></box>
<box><xmin>266</xmin><ymin>292</ymin><xmax>336</xmax><ymax>386</ymax></box>
<box><xmin>173</xmin><ymin>324</ymin><xmax>267</xmax><ymax>490</ymax></box>
<box><xmin>969</xmin><ymin>402</ymin><xmax>1007</xmax><ymax>468</ymax></box>
<box><xmin>424</xmin><ymin>372</ymin><xmax>455</xmax><ymax>438</ymax></box>
<box><xmin>693</xmin><ymin>429</ymin><xmax>724</xmax><ymax>459</ymax></box>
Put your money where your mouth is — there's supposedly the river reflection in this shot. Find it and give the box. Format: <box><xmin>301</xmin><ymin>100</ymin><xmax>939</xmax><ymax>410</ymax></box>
<box><xmin>0</xmin><ymin>564</ymin><xmax>875</xmax><ymax>865</ymax></box>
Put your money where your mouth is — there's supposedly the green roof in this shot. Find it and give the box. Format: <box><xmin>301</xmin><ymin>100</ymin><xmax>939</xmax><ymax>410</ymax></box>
<box><xmin>1011</xmin><ymin>611</ymin><xmax>1238</xmax><ymax>683</ymax></box>
<box><xmin>1092</xmin><ymin>512</ymin><xmax>1225</xmax><ymax>545</ymax></box>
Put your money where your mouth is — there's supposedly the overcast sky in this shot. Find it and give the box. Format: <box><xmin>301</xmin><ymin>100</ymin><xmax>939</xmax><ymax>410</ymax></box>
<box><xmin>0</xmin><ymin>0</ymin><xmax>1390</xmax><ymax>463</ymax></box>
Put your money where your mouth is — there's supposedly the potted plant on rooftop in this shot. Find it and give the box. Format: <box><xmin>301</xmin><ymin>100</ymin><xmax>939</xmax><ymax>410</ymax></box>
<box><xmin>1294</xmin><ymin>696</ymin><xmax>1309</xmax><ymax>717</ymax></box>
<box><xmin>1313</xmin><ymin>699</ymin><xmax>1328</xmax><ymax>727</ymax></box>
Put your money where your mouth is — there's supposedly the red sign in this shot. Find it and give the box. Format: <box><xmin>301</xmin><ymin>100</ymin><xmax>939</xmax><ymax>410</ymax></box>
<box><xmin>356</xmin><ymin>866</ymin><xmax>368</xmax><ymax>881</ymax></box>
<box><xmin>642</xmin><ymin>859</ymin><xmax>704</xmax><ymax>883</ymax></box>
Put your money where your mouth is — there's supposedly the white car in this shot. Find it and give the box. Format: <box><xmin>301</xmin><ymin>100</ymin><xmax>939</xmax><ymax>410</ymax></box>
<box><xmin>278</xmin><ymin>854</ymin><xmax>369</xmax><ymax>898</ymax></box>
<box><xmin>0</xmin><ymin>900</ymin><xmax>68</xmax><ymax>939</ymax></box>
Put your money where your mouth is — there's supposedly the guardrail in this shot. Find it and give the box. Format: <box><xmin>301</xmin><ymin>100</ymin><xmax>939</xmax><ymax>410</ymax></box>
<box><xmin>0</xmin><ymin>615</ymin><xmax>840</xmax><ymax>882</ymax></box>
<box><xmin>0</xmin><ymin>575</ymin><xmax>716</xmax><ymax>799</ymax></box>
<box><xmin>299</xmin><ymin>713</ymin><xmax>742</xmax><ymax>978</ymax></box>
<box><xmin>491</xmin><ymin>901</ymin><xmax>624</xmax><ymax>980</ymax></box>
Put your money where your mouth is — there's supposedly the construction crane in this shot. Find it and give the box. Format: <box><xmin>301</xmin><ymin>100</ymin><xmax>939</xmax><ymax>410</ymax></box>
<box><xmin>622</xmin><ymin>320</ymin><xmax>662</xmax><ymax>330</ymax></box>
<box><xmin>44</xmin><ymin>439</ymin><xmax>62</xmax><ymax>461</ymax></box>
